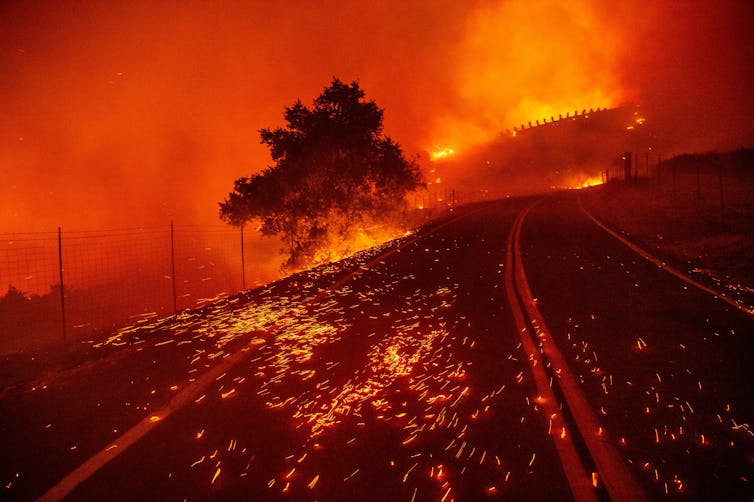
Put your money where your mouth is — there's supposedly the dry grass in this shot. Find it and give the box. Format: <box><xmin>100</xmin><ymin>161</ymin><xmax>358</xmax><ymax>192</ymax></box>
<box><xmin>581</xmin><ymin>171</ymin><xmax>754</xmax><ymax>306</ymax></box>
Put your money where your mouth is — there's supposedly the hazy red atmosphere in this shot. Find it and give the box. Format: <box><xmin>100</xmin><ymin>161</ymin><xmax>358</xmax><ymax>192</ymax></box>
<box><xmin>2</xmin><ymin>0</ymin><xmax>752</xmax><ymax>232</ymax></box>
<box><xmin>3</xmin><ymin>3</ymin><xmax>754</xmax><ymax>500</ymax></box>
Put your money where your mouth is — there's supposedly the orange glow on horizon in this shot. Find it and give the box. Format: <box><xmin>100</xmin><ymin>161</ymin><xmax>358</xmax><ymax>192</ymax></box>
<box><xmin>1</xmin><ymin>0</ymin><xmax>752</xmax><ymax>283</ymax></box>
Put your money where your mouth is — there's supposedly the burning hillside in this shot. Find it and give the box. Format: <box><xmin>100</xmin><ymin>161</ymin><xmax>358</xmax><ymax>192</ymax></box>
<box><xmin>428</xmin><ymin>104</ymin><xmax>652</xmax><ymax>196</ymax></box>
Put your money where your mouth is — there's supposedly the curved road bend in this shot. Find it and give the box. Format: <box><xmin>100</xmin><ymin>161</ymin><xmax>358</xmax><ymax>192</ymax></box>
<box><xmin>3</xmin><ymin>198</ymin><xmax>578</xmax><ymax>501</ymax></box>
<box><xmin>1</xmin><ymin>192</ymin><xmax>750</xmax><ymax>501</ymax></box>
<box><xmin>60</xmin><ymin>198</ymin><xmax>576</xmax><ymax>501</ymax></box>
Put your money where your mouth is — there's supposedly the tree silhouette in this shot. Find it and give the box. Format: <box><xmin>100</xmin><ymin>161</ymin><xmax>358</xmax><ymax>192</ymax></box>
<box><xmin>220</xmin><ymin>78</ymin><xmax>422</xmax><ymax>270</ymax></box>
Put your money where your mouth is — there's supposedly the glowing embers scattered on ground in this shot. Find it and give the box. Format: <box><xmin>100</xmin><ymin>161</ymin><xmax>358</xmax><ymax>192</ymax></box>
<box><xmin>563</xmin><ymin>304</ymin><xmax>754</xmax><ymax>497</ymax></box>
<box><xmin>231</xmin><ymin>271</ymin><xmax>533</xmax><ymax>500</ymax></box>
<box><xmin>689</xmin><ymin>267</ymin><xmax>754</xmax><ymax>312</ymax></box>
<box><xmin>93</xmin><ymin>234</ymin><xmax>409</xmax><ymax>351</ymax></box>
<box><xmin>292</xmin><ymin>326</ymin><xmax>445</xmax><ymax>438</ymax></box>
<box><xmin>253</xmin><ymin>282</ymin><xmax>467</xmax><ymax>440</ymax></box>
<box><xmin>78</xmin><ymin>228</ymin><xmax>548</xmax><ymax>499</ymax></box>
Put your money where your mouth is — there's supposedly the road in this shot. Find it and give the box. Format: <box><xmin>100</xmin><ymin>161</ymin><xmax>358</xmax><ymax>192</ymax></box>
<box><xmin>1</xmin><ymin>193</ymin><xmax>752</xmax><ymax>501</ymax></box>
<box><xmin>522</xmin><ymin>193</ymin><xmax>754</xmax><ymax>499</ymax></box>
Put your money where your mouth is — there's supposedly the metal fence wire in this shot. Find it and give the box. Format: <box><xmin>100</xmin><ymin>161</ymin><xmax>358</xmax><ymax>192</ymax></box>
<box><xmin>0</xmin><ymin>223</ymin><xmax>255</xmax><ymax>354</ymax></box>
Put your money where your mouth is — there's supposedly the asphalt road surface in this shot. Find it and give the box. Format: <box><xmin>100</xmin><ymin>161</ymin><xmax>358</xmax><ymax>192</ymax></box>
<box><xmin>1</xmin><ymin>193</ymin><xmax>752</xmax><ymax>501</ymax></box>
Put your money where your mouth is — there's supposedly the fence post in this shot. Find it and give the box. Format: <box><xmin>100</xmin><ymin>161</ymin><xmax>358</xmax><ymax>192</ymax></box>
<box><xmin>718</xmin><ymin>159</ymin><xmax>725</xmax><ymax>224</ymax></box>
<box><xmin>672</xmin><ymin>162</ymin><xmax>677</xmax><ymax>196</ymax></box>
<box><xmin>170</xmin><ymin>220</ymin><xmax>177</xmax><ymax>313</ymax></box>
<box><xmin>58</xmin><ymin>227</ymin><xmax>67</xmax><ymax>346</ymax></box>
<box><xmin>696</xmin><ymin>163</ymin><xmax>701</xmax><ymax>211</ymax></box>
<box><xmin>240</xmin><ymin>224</ymin><xmax>246</xmax><ymax>291</ymax></box>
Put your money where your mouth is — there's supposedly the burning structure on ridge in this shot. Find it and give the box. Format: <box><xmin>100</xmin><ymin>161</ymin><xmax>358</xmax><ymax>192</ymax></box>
<box><xmin>432</xmin><ymin>104</ymin><xmax>651</xmax><ymax>198</ymax></box>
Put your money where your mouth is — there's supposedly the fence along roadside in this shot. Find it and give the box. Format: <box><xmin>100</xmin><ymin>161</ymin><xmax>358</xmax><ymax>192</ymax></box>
<box><xmin>0</xmin><ymin>223</ymin><xmax>255</xmax><ymax>354</ymax></box>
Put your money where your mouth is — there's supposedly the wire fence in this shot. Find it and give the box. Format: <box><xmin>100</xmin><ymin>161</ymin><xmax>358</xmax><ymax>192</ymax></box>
<box><xmin>0</xmin><ymin>186</ymin><xmax>470</xmax><ymax>356</ymax></box>
<box><xmin>603</xmin><ymin>150</ymin><xmax>754</xmax><ymax>229</ymax></box>
<box><xmin>0</xmin><ymin>184</ymin><xmax>557</xmax><ymax>355</ymax></box>
<box><xmin>0</xmin><ymin>223</ymin><xmax>267</xmax><ymax>354</ymax></box>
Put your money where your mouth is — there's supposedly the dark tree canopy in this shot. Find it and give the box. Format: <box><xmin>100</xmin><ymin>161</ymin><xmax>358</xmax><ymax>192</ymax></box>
<box><xmin>220</xmin><ymin>78</ymin><xmax>422</xmax><ymax>270</ymax></box>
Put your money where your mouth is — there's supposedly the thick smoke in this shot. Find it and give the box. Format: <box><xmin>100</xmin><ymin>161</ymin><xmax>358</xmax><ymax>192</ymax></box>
<box><xmin>1</xmin><ymin>0</ymin><xmax>752</xmax><ymax>234</ymax></box>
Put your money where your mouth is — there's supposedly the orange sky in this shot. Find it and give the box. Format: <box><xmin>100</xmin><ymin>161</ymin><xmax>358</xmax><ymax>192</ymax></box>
<box><xmin>1</xmin><ymin>0</ymin><xmax>752</xmax><ymax>232</ymax></box>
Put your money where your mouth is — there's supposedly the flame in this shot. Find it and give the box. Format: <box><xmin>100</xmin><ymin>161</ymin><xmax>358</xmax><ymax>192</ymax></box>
<box><xmin>627</xmin><ymin>111</ymin><xmax>646</xmax><ymax>130</ymax></box>
<box><xmin>572</xmin><ymin>175</ymin><xmax>603</xmax><ymax>189</ymax></box>
<box><xmin>310</xmin><ymin>225</ymin><xmax>406</xmax><ymax>266</ymax></box>
<box><xmin>430</xmin><ymin>0</ymin><xmax>629</xmax><ymax>152</ymax></box>
<box><xmin>430</xmin><ymin>147</ymin><xmax>455</xmax><ymax>161</ymax></box>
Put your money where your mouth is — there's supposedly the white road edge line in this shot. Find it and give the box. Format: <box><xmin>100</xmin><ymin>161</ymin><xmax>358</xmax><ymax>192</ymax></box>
<box><xmin>36</xmin><ymin>340</ymin><xmax>256</xmax><ymax>502</ymax></box>
<box><xmin>578</xmin><ymin>194</ymin><xmax>753</xmax><ymax>317</ymax></box>
<box><xmin>504</xmin><ymin>203</ymin><xmax>598</xmax><ymax>502</ymax></box>
<box><xmin>508</xmin><ymin>201</ymin><xmax>648</xmax><ymax>501</ymax></box>
<box><xmin>37</xmin><ymin>208</ymin><xmax>479</xmax><ymax>502</ymax></box>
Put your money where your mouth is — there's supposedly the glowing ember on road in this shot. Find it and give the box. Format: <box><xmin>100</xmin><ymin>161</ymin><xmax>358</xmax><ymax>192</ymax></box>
<box><xmin>58</xmin><ymin>206</ymin><xmax>567</xmax><ymax>499</ymax></box>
